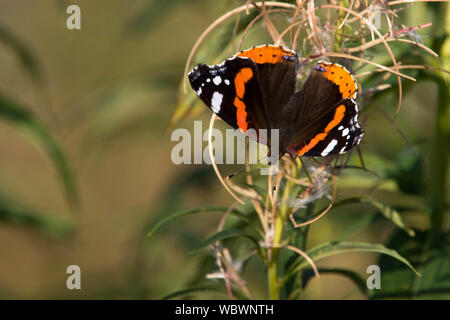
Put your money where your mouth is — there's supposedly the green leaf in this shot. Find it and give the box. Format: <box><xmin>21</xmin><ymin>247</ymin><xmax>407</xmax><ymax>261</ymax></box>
<box><xmin>0</xmin><ymin>199</ymin><xmax>74</xmax><ymax>239</ymax></box>
<box><xmin>171</xmin><ymin>11</ymin><xmax>259</xmax><ymax>126</ymax></box>
<box><xmin>304</xmin><ymin>268</ymin><xmax>369</xmax><ymax>296</ymax></box>
<box><xmin>335</xmin><ymin>196</ymin><xmax>415</xmax><ymax>236</ymax></box>
<box><xmin>189</xmin><ymin>228</ymin><xmax>260</xmax><ymax>254</ymax></box>
<box><xmin>372</xmin><ymin>230</ymin><xmax>450</xmax><ymax>299</ymax></box>
<box><xmin>0</xmin><ymin>23</ymin><xmax>41</xmax><ymax>81</ymax></box>
<box><xmin>336</xmin><ymin>211</ymin><xmax>377</xmax><ymax>241</ymax></box>
<box><xmin>285</xmin><ymin>241</ymin><xmax>420</xmax><ymax>284</ymax></box>
<box><xmin>147</xmin><ymin>206</ymin><xmax>248</xmax><ymax>238</ymax></box>
<box><xmin>0</xmin><ymin>94</ymin><xmax>78</xmax><ymax>208</ymax></box>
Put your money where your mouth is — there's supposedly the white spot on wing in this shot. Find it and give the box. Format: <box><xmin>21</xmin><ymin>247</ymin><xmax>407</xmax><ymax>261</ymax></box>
<box><xmin>196</xmin><ymin>87</ymin><xmax>202</xmax><ymax>96</ymax></box>
<box><xmin>321</xmin><ymin>139</ymin><xmax>338</xmax><ymax>156</ymax></box>
<box><xmin>342</xmin><ymin>128</ymin><xmax>349</xmax><ymax>136</ymax></box>
<box><xmin>224</xmin><ymin>79</ymin><xmax>230</xmax><ymax>85</ymax></box>
<box><xmin>206</xmin><ymin>78</ymin><xmax>211</xmax><ymax>83</ymax></box>
<box><xmin>338</xmin><ymin>125</ymin><xmax>344</xmax><ymax>130</ymax></box>
<box><xmin>211</xmin><ymin>92</ymin><xmax>223</xmax><ymax>113</ymax></box>
<box><xmin>213</xmin><ymin>76</ymin><xmax>222</xmax><ymax>85</ymax></box>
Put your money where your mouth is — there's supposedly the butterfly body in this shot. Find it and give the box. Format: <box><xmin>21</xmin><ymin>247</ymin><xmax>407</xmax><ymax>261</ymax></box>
<box><xmin>188</xmin><ymin>44</ymin><xmax>364</xmax><ymax>158</ymax></box>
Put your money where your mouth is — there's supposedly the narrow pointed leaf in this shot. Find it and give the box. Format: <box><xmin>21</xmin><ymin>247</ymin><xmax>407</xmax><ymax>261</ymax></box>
<box><xmin>0</xmin><ymin>94</ymin><xmax>78</xmax><ymax>208</ymax></box>
<box><xmin>335</xmin><ymin>196</ymin><xmax>415</xmax><ymax>236</ymax></box>
<box><xmin>286</xmin><ymin>241</ymin><xmax>420</xmax><ymax>283</ymax></box>
<box><xmin>147</xmin><ymin>206</ymin><xmax>247</xmax><ymax>238</ymax></box>
<box><xmin>189</xmin><ymin>228</ymin><xmax>260</xmax><ymax>254</ymax></box>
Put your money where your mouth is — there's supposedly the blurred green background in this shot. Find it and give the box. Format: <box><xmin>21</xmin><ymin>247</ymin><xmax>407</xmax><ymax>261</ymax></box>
<box><xmin>0</xmin><ymin>0</ymin><xmax>448</xmax><ymax>299</ymax></box>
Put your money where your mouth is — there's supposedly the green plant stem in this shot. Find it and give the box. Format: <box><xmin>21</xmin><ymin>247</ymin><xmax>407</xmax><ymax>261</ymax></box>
<box><xmin>430</xmin><ymin>75</ymin><xmax>449</xmax><ymax>234</ymax></box>
<box><xmin>430</xmin><ymin>4</ymin><xmax>450</xmax><ymax>234</ymax></box>
<box><xmin>334</xmin><ymin>0</ymin><xmax>348</xmax><ymax>52</ymax></box>
<box><xmin>267</xmin><ymin>162</ymin><xmax>298</xmax><ymax>299</ymax></box>
<box><xmin>268</xmin><ymin>215</ymin><xmax>284</xmax><ymax>299</ymax></box>
<box><xmin>268</xmin><ymin>188</ymin><xmax>287</xmax><ymax>300</ymax></box>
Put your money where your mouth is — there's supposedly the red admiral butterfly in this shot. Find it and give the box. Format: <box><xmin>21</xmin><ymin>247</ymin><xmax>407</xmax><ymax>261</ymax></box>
<box><xmin>188</xmin><ymin>44</ymin><xmax>363</xmax><ymax>157</ymax></box>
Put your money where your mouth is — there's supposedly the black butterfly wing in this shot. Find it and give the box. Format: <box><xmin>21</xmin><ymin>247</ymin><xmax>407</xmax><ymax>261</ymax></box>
<box><xmin>188</xmin><ymin>57</ymin><xmax>270</xmax><ymax>134</ymax></box>
<box><xmin>286</xmin><ymin>98</ymin><xmax>364</xmax><ymax>156</ymax></box>
<box><xmin>284</xmin><ymin>61</ymin><xmax>363</xmax><ymax>156</ymax></box>
<box><xmin>236</xmin><ymin>45</ymin><xmax>299</xmax><ymax>129</ymax></box>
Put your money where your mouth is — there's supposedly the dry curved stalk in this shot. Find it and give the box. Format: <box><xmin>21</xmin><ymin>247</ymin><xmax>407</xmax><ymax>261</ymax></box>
<box><xmin>383</xmin><ymin>10</ymin><xmax>394</xmax><ymax>37</ymax></box>
<box><xmin>324</xmin><ymin>52</ymin><xmax>416</xmax><ymax>80</ymax></box>
<box><xmin>388</xmin><ymin>0</ymin><xmax>449</xmax><ymax>5</ymax></box>
<box><xmin>355</xmin><ymin>64</ymin><xmax>450</xmax><ymax>78</ymax></box>
<box><xmin>183</xmin><ymin>1</ymin><xmax>296</xmax><ymax>93</ymax></box>
<box><xmin>213</xmin><ymin>204</ymin><xmax>237</xmax><ymax>300</ymax></box>
<box><xmin>221</xmin><ymin>247</ymin><xmax>252</xmax><ymax>298</ymax></box>
<box><xmin>361</xmin><ymin>83</ymin><xmax>393</xmax><ymax>95</ymax></box>
<box><xmin>292</xmin><ymin>20</ymin><xmax>309</xmax><ymax>51</ymax></box>
<box><xmin>338</xmin><ymin>0</ymin><xmax>355</xmax><ymax>29</ymax></box>
<box><xmin>282</xmin><ymin>245</ymin><xmax>320</xmax><ymax>279</ymax></box>
<box><xmin>260</xmin><ymin>3</ymin><xmax>286</xmax><ymax>46</ymax></box>
<box><xmin>209</xmin><ymin>246</ymin><xmax>233</xmax><ymax>299</ymax></box>
<box><xmin>238</xmin><ymin>11</ymin><xmax>265</xmax><ymax>51</ymax></box>
<box><xmin>228</xmin><ymin>181</ymin><xmax>261</xmax><ymax>200</ymax></box>
<box><xmin>307</xmin><ymin>0</ymin><xmax>324</xmax><ymax>53</ymax></box>
<box><xmin>218</xmin><ymin>204</ymin><xmax>237</xmax><ymax>232</ymax></box>
<box><xmin>231</xmin><ymin>12</ymin><xmax>242</xmax><ymax>51</ymax></box>
<box><xmin>238</xmin><ymin>9</ymin><xmax>292</xmax><ymax>51</ymax></box>
<box><xmin>208</xmin><ymin>114</ymin><xmax>245</xmax><ymax>205</ymax></box>
<box><xmin>302</xmin><ymin>12</ymin><xmax>317</xmax><ymax>53</ymax></box>
<box><xmin>288</xmin><ymin>1</ymin><xmax>303</xmax><ymax>44</ymax></box>
<box><xmin>347</xmin><ymin>33</ymin><xmax>438</xmax><ymax>57</ymax></box>
<box><xmin>394</xmin><ymin>38</ymin><xmax>439</xmax><ymax>57</ymax></box>
<box><xmin>289</xmin><ymin>176</ymin><xmax>337</xmax><ymax>228</ymax></box>
<box><xmin>284</xmin><ymin>174</ymin><xmax>310</xmax><ymax>186</ymax></box>
<box><xmin>276</xmin><ymin>20</ymin><xmax>306</xmax><ymax>45</ymax></box>
<box><xmin>319</xmin><ymin>4</ymin><xmax>404</xmax><ymax>118</ymax></box>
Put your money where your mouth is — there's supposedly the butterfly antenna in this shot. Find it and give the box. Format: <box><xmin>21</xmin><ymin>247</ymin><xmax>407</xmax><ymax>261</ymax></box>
<box><xmin>227</xmin><ymin>167</ymin><xmax>246</xmax><ymax>180</ymax></box>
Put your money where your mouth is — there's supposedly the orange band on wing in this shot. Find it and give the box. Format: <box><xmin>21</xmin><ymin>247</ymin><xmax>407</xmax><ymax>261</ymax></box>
<box><xmin>233</xmin><ymin>97</ymin><xmax>248</xmax><ymax>131</ymax></box>
<box><xmin>297</xmin><ymin>104</ymin><xmax>346</xmax><ymax>156</ymax></box>
<box><xmin>234</xmin><ymin>67</ymin><xmax>253</xmax><ymax>99</ymax></box>
<box><xmin>317</xmin><ymin>62</ymin><xmax>358</xmax><ymax>99</ymax></box>
<box><xmin>324</xmin><ymin>104</ymin><xmax>346</xmax><ymax>132</ymax></box>
<box><xmin>237</xmin><ymin>46</ymin><xmax>296</xmax><ymax>64</ymax></box>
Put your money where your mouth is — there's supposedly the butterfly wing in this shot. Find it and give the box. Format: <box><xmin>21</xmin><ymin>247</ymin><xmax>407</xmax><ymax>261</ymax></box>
<box><xmin>189</xmin><ymin>45</ymin><xmax>298</xmax><ymax>148</ymax></box>
<box><xmin>284</xmin><ymin>61</ymin><xmax>363</xmax><ymax>156</ymax></box>
<box><xmin>286</xmin><ymin>98</ymin><xmax>364</xmax><ymax>156</ymax></box>
<box><xmin>236</xmin><ymin>45</ymin><xmax>298</xmax><ymax>129</ymax></box>
<box><xmin>188</xmin><ymin>57</ymin><xmax>270</xmax><ymax>134</ymax></box>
